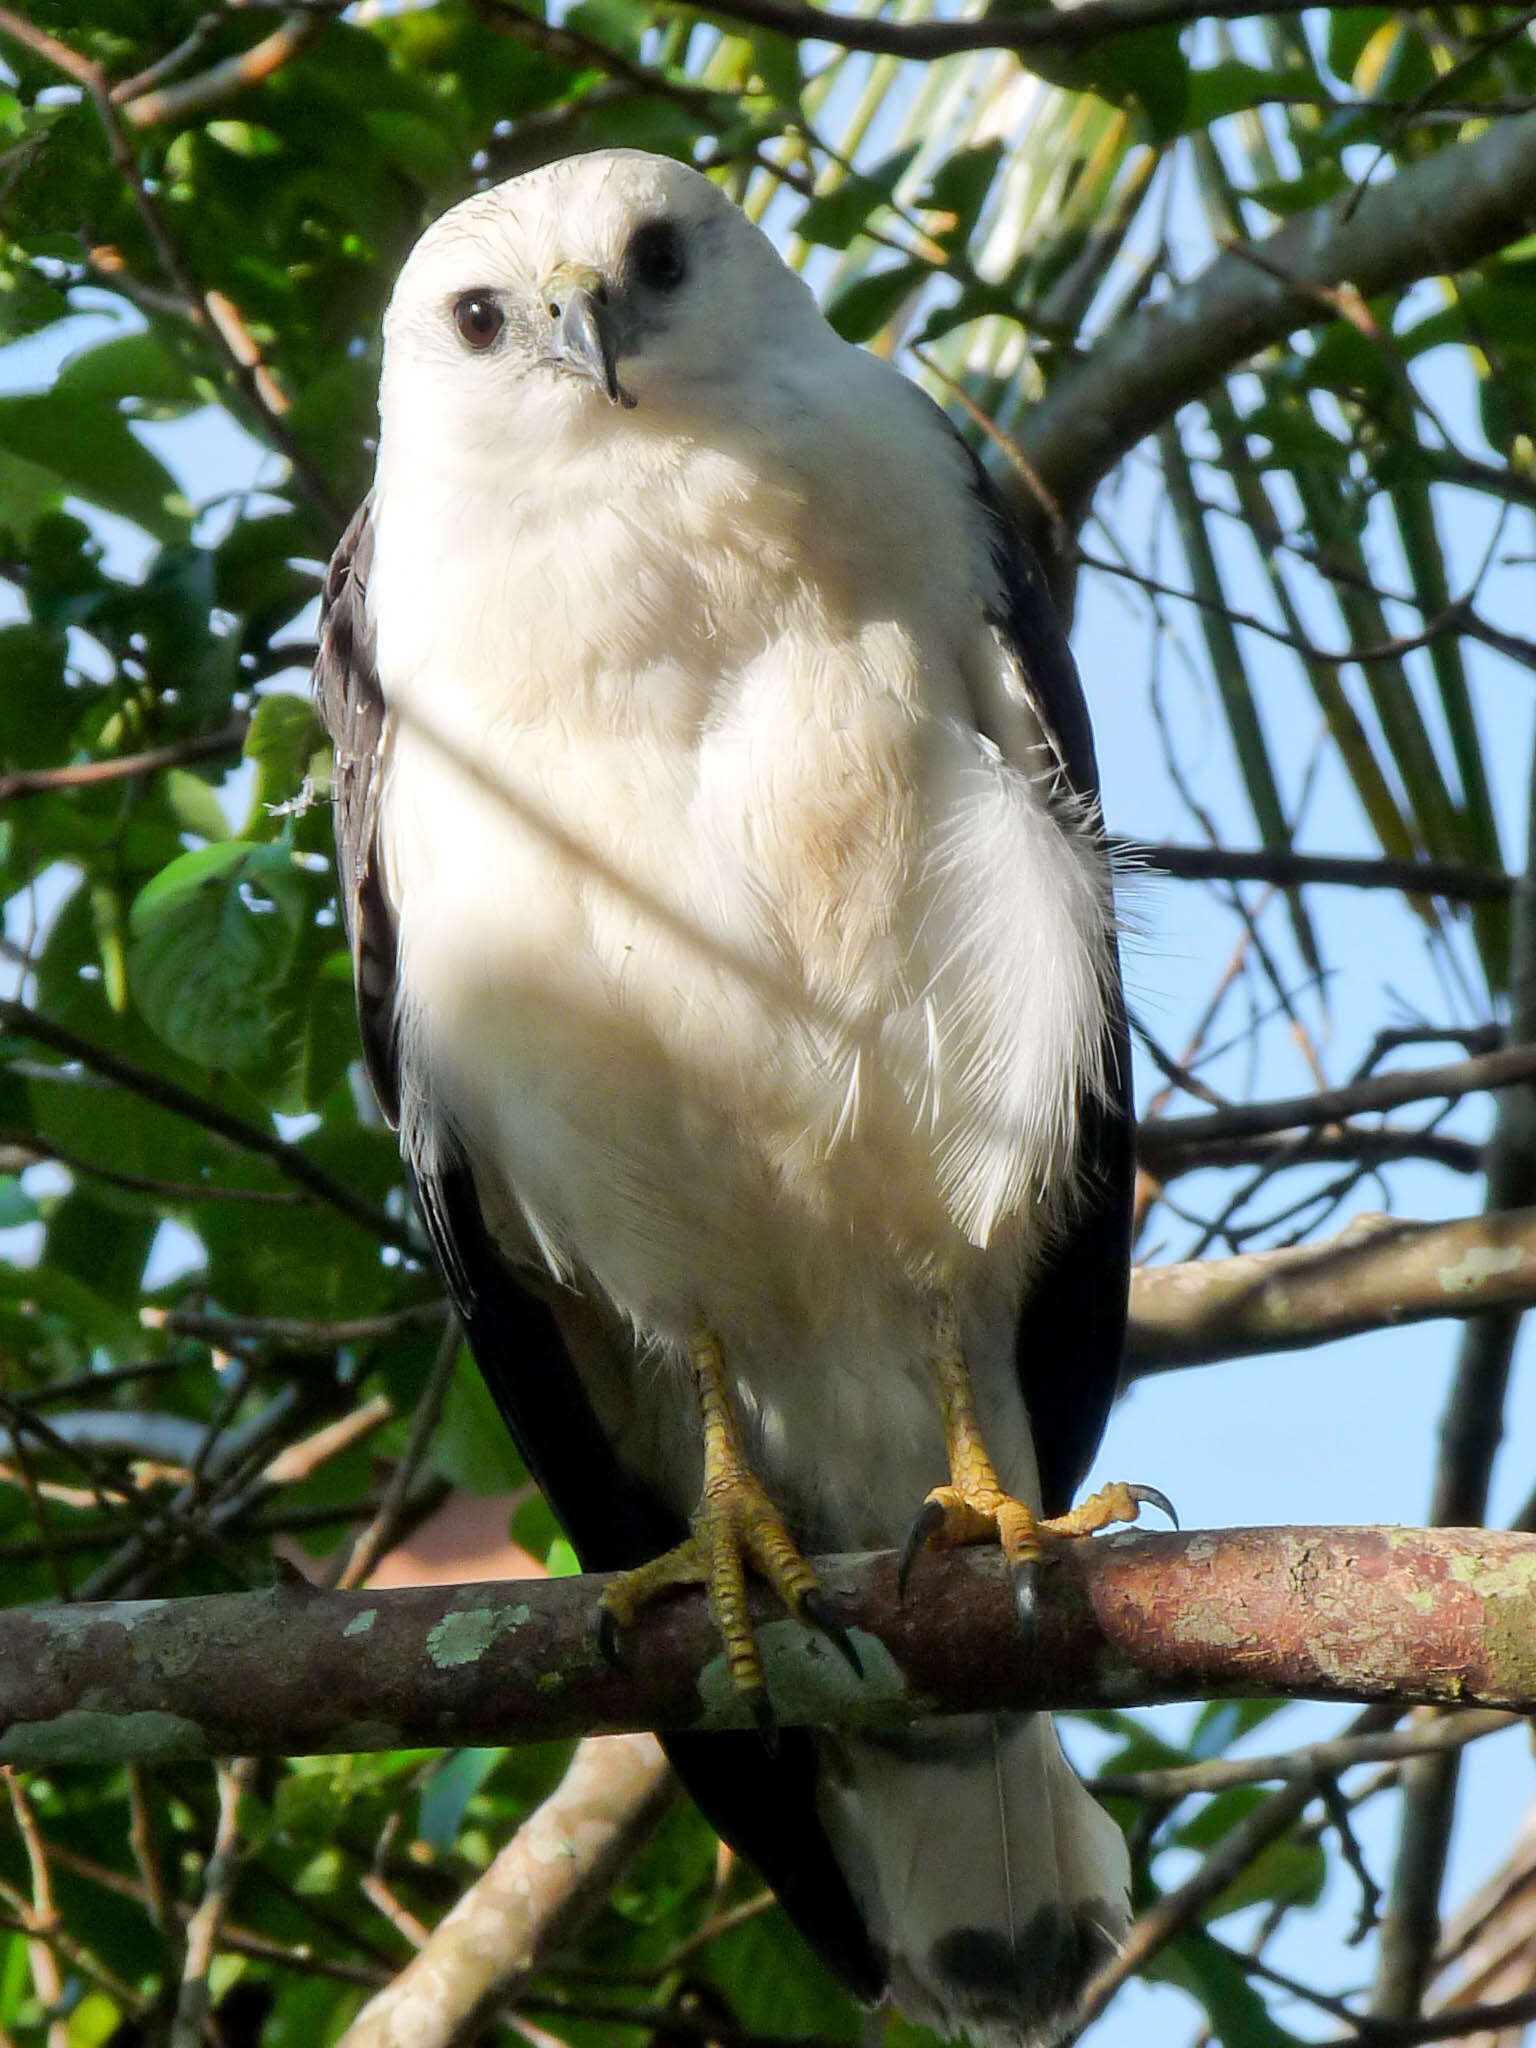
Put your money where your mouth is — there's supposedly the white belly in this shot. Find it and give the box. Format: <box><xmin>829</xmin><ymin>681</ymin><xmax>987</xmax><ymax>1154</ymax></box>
<box><xmin>378</xmin><ymin>701</ymin><xmax>1080</xmax><ymax>1542</ymax></box>
<box><xmin>376</xmin><ymin>577</ymin><xmax>1106</xmax><ymax>1546</ymax></box>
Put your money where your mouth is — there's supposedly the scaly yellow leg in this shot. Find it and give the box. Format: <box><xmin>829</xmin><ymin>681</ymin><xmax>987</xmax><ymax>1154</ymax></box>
<box><xmin>901</xmin><ymin>1300</ymin><xmax>1174</xmax><ymax>1618</ymax></box>
<box><xmin>597</xmin><ymin>1335</ymin><xmax>858</xmax><ymax>1727</ymax></box>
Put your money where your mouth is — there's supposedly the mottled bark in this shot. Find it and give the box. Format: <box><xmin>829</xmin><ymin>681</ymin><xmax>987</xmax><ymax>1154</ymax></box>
<box><xmin>6</xmin><ymin>1527</ymin><xmax>1536</xmax><ymax>1767</ymax></box>
<box><xmin>338</xmin><ymin>1734</ymin><xmax>674</xmax><ymax>2048</ymax></box>
<box><xmin>1128</xmin><ymin>1208</ymin><xmax>1536</xmax><ymax>1369</ymax></box>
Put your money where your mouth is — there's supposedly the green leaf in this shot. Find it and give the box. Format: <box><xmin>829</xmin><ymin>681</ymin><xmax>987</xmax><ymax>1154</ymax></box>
<box><xmin>565</xmin><ymin>0</ymin><xmax>650</xmax><ymax>60</ymax></box>
<box><xmin>165</xmin><ymin>767</ymin><xmax>234</xmax><ymax>843</ymax></box>
<box><xmin>0</xmin><ymin>394</ymin><xmax>190</xmax><ymax>542</ymax></box>
<box><xmin>1188</xmin><ymin>1698</ymin><xmax>1290</xmax><ymax>1759</ymax></box>
<box><xmin>920</xmin><ymin>143</ymin><xmax>1003</xmax><ymax>249</ymax></box>
<box><xmin>418</xmin><ymin>1748</ymin><xmax>504</xmax><ymax>1851</ymax></box>
<box><xmin>0</xmin><ymin>625</ymin><xmax>76</xmax><ymax>768</ymax></box>
<box><xmin>1328</xmin><ymin>6</ymin><xmax>1393</xmax><ymax>82</ymax></box>
<box><xmin>825</xmin><ymin>262</ymin><xmax>926</xmax><ymax>343</ymax></box>
<box><xmin>435</xmin><ymin>1350</ymin><xmax>526</xmax><ymax>1494</ymax></box>
<box><xmin>55</xmin><ymin>330</ymin><xmax>201</xmax><ymax>416</ymax></box>
<box><xmin>745</xmin><ymin>29</ymin><xmax>800</xmax><ymax>104</ymax></box>
<box><xmin>361</xmin><ymin>109</ymin><xmax>464</xmax><ymax>194</ymax></box>
<box><xmin>1186</xmin><ymin>59</ymin><xmax>1326</xmax><ymax>128</ymax></box>
<box><xmin>794</xmin><ymin>146</ymin><xmax>920</xmax><ymax>251</ymax></box>
<box><xmin>243</xmin><ymin>692</ymin><xmax>328</xmax><ymax>835</ymax></box>
<box><xmin>128</xmin><ymin>841</ymin><xmax>307</xmax><ymax>1069</ymax></box>
<box><xmin>1247</xmin><ymin>161</ymin><xmax>1350</xmax><ymax>214</ymax></box>
<box><xmin>1151</xmin><ymin>1934</ymin><xmax>1307</xmax><ymax>2048</ymax></box>
<box><xmin>0</xmin><ymin>1259</ymin><xmax>142</xmax><ymax>1357</ymax></box>
<box><xmin>699</xmin><ymin>1902</ymin><xmax>861</xmax><ymax>2040</ymax></box>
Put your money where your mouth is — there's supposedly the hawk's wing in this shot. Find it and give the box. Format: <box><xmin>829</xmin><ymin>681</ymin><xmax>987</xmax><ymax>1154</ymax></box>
<box><xmin>314</xmin><ymin>504</ymin><xmax>886</xmax><ymax>2001</ymax></box>
<box><xmin>966</xmin><ymin>458</ymin><xmax>1134</xmax><ymax>1518</ymax></box>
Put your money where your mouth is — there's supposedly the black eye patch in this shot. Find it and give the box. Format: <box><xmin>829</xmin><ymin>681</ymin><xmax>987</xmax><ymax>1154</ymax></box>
<box><xmin>627</xmin><ymin>220</ymin><xmax>687</xmax><ymax>293</ymax></box>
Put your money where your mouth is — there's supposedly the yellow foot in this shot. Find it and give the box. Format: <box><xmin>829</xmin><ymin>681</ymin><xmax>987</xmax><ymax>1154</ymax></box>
<box><xmin>906</xmin><ymin>1296</ymin><xmax>1176</xmax><ymax>1635</ymax></box>
<box><xmin>899</xmin><ymin>1477</ymin><xmax>1177</xmax><ymax>1630</ymax></box>
<box><xmin>595</xmin><ymin>1337</ymin><xmax>859</xmax><ymax>1733</ymax></box>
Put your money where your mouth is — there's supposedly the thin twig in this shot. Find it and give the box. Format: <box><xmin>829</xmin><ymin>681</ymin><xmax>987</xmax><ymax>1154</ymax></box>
<box><xmin>120</xmin><ymin>12</ymin><xmax>324</xmax><ymax>127</ymax></box>
<box><xmin>1125</xmin><ymin>842</ymin><xmax>1511</xmax><ymax>903</ymax></box>
<box><xmin>0</xmin><ymin>998</ymin><xmax>411</xmax><ymax>1251</ymax></box>
<box><xmin>332</xmin><ymin>1318</ymin><xmax>460</xmax><ymax>1589</ymax></box>
<box><xmin>0</xmin><ymin>718</ymin><xmax>248</xmax><ymax>803</ymax></box>
<box><xmin>148</xmin><ymin>1302</ymin><xmax>447</xmax><ymax>1348</ymax></box>
<box><xmin>172</xmin><ymin>1758</ymin><xmax>255</xmax><ymax>2048</ymax></box>
<box><xmin>1141</xmin><ymin>1043</ymin><xmax>1536</xmax><ymax>1159</ymax></box>
<box><xmin>1090</xmin><ymin>1711</ymin><xmax>1515</xmax><ymax>1801</ymax></box>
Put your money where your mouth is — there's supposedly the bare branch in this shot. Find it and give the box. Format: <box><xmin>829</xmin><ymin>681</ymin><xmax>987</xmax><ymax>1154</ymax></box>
<box><xmin>6</xmin><ymin>1527</ymin><xmax>1536</xmax><ymax>1765</ymax></box>
<box><xmin>1373</xmin><ymin>698</ymin><xmax>1536</xmax><ymax>2021</ymax></box>
<box><xmin>0</xmin><ymin>719</ymin><xmax>247</xmax><ymax>803</ymax></box>
<box><xmin>171</xmin><ymin>1758</ymin><xmax>254</xmax><ymax>2048</ymax></box>
<box><xmin>647</xmin><ymin>0</ymin><xmax>1376</xmax><ymax>65</ymax></box>
<box><xmin>1127</xmin><ymin>1208</ymin><xmax>1536</xmax><ymax>1370</ymax></box>
<box><xmin>1092</xmin><ymin>1709</ymin><xmax>1516</xmax><ymax>1801</ymax></box>
<box><xmin>0</xmin><ymin>999</ymin><xmax>411</xmax><ymax>1253</ymax></box>
<box><xmin>1125</xmin><ymin>842</ymin><xmax>1512</xmax><ymax>903</ymax></box>
<box><xmin>119</xmin><ymin>13</ymin><xmax>323</xmax><ymax>127</ymax></box>
<box><xmin>148</xmin><ymin>1304</ymin><xmax>446</xmax><ymax>1348</ymax></box>
<box><xmin>1139</xmin><ymin>1044</ymin><xmax>1536</xmax><ymax>1164</ymax></box>
<box><xmin>338</xmin><ymin>1735</ymin><xmax>675</xmax><ymax>2048</ymax></box>
<box><xmin>1019</xmin><ymin>108</ymin><xmax>1536</xmax><ymax>524</ymax></box>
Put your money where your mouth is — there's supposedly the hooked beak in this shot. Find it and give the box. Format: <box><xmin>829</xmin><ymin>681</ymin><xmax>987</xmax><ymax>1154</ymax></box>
<box><xmin>543</xmin><ymin>264</ymin><xmax>634</xmax><ymax>408</ymax></box>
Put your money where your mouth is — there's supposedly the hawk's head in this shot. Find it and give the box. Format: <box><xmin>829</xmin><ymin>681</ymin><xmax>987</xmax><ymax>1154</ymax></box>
<box><xmin>380</xmin><ymin>150</ymin><xmax>827</xmax><ymax>448</ymax></box>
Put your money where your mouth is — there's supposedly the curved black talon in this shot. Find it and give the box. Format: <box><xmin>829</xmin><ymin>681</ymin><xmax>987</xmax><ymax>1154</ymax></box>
<box><xmin>1130</xmin><ymin>1483</ymin><xmax>1179</xmax><ymax>1530</ymax></box>
<box><xmin>595</xmin><ymin>1604</ymin><xmax>627</xmax><ymax>1672</ymax></box>
<box><xmin>802</xmin><ymin>1587</ymin><xmax>863</xmax><ymax>1679</ymax></box>
<box><xmin>898</xmin><ymin>1499</ymin><xmax>946</xmax><ymax>1597</ymax></box>
<box><xmin>1013</xmin><ymin>1557</ymin><xmax>1039</xmax><ymax>1644</ymax></box>
<box><xmin>750</xmin><ymin>1691</ymin><xmax>779</xmax><ymax>1754</ymax></box>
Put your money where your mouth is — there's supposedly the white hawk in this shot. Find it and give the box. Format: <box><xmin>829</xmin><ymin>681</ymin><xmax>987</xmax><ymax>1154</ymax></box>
<box><xmin>316</xmin><ymin>147</ymin><xmax>1160</xmax><ymax>2044</ymax></box>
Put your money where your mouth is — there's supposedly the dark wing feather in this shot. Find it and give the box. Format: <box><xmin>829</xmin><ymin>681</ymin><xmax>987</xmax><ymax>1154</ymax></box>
<box><xmin>313</xmin><ymin>505</ymin><xmax>885</xmax><ymax>2004</ymax></box>
<box><xmin>967</xmin><ymin>457</ymin><xmax>1135</xmax><ymax>1517</ymax></box>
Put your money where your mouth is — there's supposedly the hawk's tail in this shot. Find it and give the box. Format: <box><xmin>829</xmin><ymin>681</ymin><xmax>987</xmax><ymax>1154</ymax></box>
<box><xmin>817</xmin><ymin>1710</ymin><xmax>1130</xmax><ymax>2046</ymax></box>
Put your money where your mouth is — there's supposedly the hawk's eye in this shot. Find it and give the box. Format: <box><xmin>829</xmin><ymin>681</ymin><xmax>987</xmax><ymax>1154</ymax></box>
<box><xmin>628</xmin><ymin>221</ymin><xmax>686</xmax><ymax>293</ymax></box>
<box><xmin>453</xmin><ymin>293</ymin><xmax>505</xmax><ymax>351</ymax></box>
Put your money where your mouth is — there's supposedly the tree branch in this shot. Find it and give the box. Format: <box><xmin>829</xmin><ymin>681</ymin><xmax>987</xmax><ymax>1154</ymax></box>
<box><xmin>337</xmin><ymin>1734</ymin><xmax>675</xmax><ymax>2048</ymax></box>
<box><xmin>0</xmin><ymin>999</ymin><xmax>411</xmax><ymax>1253</ymax></box>
<box><xmin>118</xmin><ymin>13</ymin><xmax>324</xmax><ymax>128</ymax></box>
<box><xmin>6</xmin><ymin>1527</ymin><xmax>1536</xmax><ymax>1766</ymax></box>
<box><xmin>1138</xmin><ymin>1044</ymin><xmax>1536</xmax><ymax>1165</ymax></box>
<box><xmin>661</xmin><ymin>0</ymin><xmax>1374</xmax><ymax>64</ymax></box>
<box><xmin>1126</xmin><ymin>1207</ymin><xmax>1536</xmax><ymax>1370</ymax></box>
<box><xmin>1372</xmin><ymin>669</ymin><xmax>1536</xmax><ymax>2021</ymax></box>
<box><xmin>1123</xmin><ymin>842</ymin><xmax>1512</xmax><ymax>903</ymax></box>
<box><xmin>1018</xmin><ymin>109</ymin><xmax>1536</xmax><ymax>524</ymax></box>
<box><xmin>0</xmin><ymin>720</ymin><xmax>249</xmax><ymax>803</ymax></box>
<box><xmin>148</xmin><ymin>1202</ymin><xmax>1536</xmax><ymax>1376</ymax></box>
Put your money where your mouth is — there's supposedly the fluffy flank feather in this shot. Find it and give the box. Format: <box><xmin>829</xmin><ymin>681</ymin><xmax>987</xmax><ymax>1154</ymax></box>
<box><xmin>918</xmin><ymin>735</ymin><xmax>1116</xmax><ymax>1247</ymax></box>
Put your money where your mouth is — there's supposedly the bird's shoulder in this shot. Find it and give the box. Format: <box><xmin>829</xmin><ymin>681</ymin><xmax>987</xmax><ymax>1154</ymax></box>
<box><xmin>314</xmin><ymin>496</ymin><xmax>401</xmax><ymax>1126</ymax></box>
